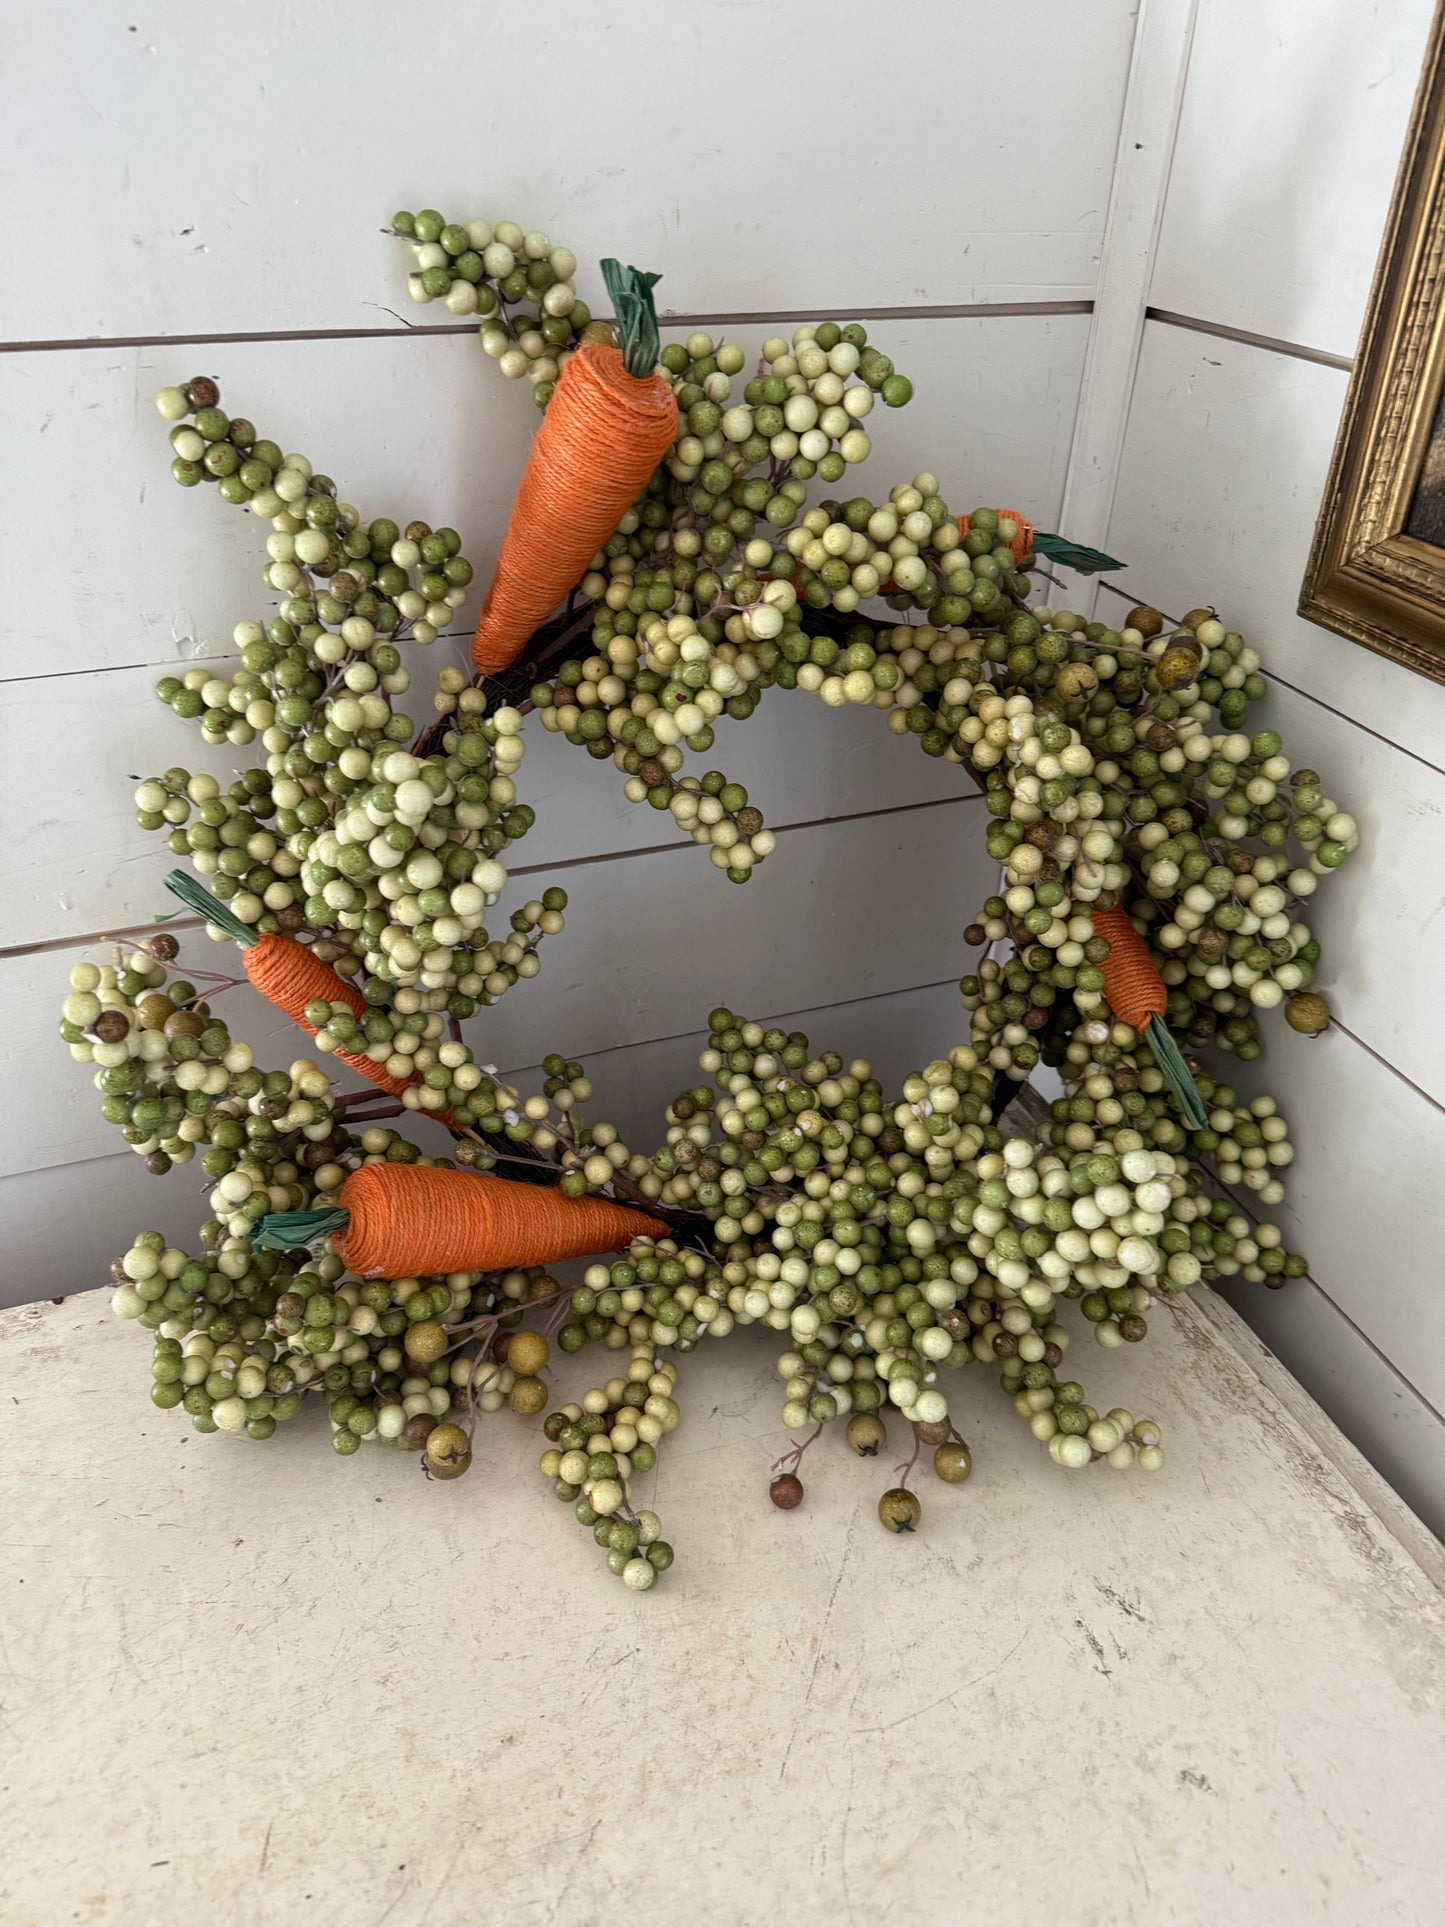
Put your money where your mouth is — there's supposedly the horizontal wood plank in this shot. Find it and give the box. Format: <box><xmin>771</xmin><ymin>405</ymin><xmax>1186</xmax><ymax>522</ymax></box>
<box><xmin>0</xmin><ymin>2</ymin><xmax>1136</xmax><ymax>341</ymax></box>
<box><xmin>0</xmin><ymin>651</ymin><xmax>978</xmax><ymax>953</ymax></box>
<box><xmin>0</xmin><ymin>314</ymin><xmax>1089</xmax><ymax>681</ymax></box>
<box><xmin>0</xmin><ymin>800</ymin><xmax>988</xmax><ymax>1178</ymax></box>
<box><xmin>0</xmin><ymin>312</ymin><xmax>1082</xmax><ymax>948</ymax></box>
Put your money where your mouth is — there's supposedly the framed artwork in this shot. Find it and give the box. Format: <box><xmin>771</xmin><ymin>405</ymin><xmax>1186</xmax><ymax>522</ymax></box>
<box><xmin>1302</xmin><ymin>2</ymin><xmax>1445</xmax><ymax>687</ymax></box>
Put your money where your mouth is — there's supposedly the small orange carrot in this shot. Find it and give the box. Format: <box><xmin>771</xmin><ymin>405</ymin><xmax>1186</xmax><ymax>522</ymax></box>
<box><xmin>958</xmin><ymin>508</ymin><xmax>1035</xmax><ymax>567</ymax></box>
<box><xmin>164</xmin><ymin>871</ymin><xmax>416</xmax><ymax>1103</ymax></box>
<box><xmin>254</xmin><ymin>1162</ymin><xmax>665</xmax><ymax>1276</ymax></box>
<box><xmin>472</xmin><ymin>260</ymin><xmax>677</xmax><ymax>677</ymax></box>
<box><xmin>1092</xmin><ymin>906</ymin><xmax>1207</xmax><ymax>1129</ymax></box>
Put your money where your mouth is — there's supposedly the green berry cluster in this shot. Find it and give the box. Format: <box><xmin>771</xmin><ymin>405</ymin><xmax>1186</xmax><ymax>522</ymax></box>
<box><xmin>391</xmin><ymin>208</ymin><xmax>592</xmax><ymax>410</ymax></box>
<box><xmin>540</xmin><ymin>1340</ymin><xmax>681</xmax><ymax>1589</ymax></box>
<box><xmin>113</xmin><ymin>1210</ymin><xmax>565</xmax><ymax>1455</ymax></box>
<box><xmin>156</xmin><ymin>374</ymin><xmax>473</xmax><ymax>651</ymax></box>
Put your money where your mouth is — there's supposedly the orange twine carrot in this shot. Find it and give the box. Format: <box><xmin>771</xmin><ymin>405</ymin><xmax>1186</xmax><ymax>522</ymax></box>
<box><xmin>241</xmin><ymin>933</ymin><xmax>416</xmax><ymax>1102</ymax></box>
<box><xmin>472</xmin><ymin>336</ymin><xmax>676</xmax><ymax>677</ymax></box>
<box><xmin>163</xmin><ymin>873</ymin><xmax>438</xmax><ymax>1112</ymax></box>
<box><xmin>1091</xmin><ymin>907</ymin><xmax>1166</xmax><ymax>1030</ymax></box>
<box><xmin>958</xmin><ymin>509</ymin><xmax>1035</xmax><ymax>567</ymax></box>
<box><xmin>315</xmin><ymin>1163</ymin><xmax>665</xmax><ymax>1277</ymax></box>
<box><xmin>1091</xmin><ymin>907</ymin><xmax>1207</xmax><ymax>1128</ymax></box>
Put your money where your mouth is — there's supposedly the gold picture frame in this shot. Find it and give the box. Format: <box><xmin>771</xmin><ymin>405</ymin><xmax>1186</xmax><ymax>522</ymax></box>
<box><xmin>1302</xmin><ymin>0</ymin><xmax>1445</xmax><ymax>686</ymax></box>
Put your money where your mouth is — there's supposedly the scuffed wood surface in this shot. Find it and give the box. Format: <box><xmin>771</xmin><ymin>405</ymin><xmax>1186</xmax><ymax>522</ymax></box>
<box><xmin>0</xmin><ymin>1286</ymin><xmax>1441</xmax><ymax>1926</ymax></box>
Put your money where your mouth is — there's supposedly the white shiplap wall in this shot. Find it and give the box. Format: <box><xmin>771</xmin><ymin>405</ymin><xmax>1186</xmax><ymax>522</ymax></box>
<box><xmin>1088</xmin><ymin>0</ymin><xmax>1445</xmax><ymax>1534</ymax></box>
<box><xmin>0</xmin><ymin>4</ymin><xmax>1133</xmax><ymax>1304</ymax></box>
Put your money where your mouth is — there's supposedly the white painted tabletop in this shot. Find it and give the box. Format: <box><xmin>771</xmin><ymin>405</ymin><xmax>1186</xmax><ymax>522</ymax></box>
<box><xmin>1</xmin><ymin>1286</ymin><xmax>1441</xmax><ymax>1927</ymax></box>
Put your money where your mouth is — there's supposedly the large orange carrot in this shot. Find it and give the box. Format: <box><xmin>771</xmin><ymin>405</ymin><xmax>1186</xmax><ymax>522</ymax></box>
<box><xmin>164</xmin><ymin>871</ymin><xmax>416</xmax><ymax>1103</ymax></box>
<box><xmin>254</xmin><ymin>1162</ymin><xmax>665</xmax><ymax>1276</ymax></box>
<box><xmin>472</xmin><ymin>260</ymin><xmax>677</xmax><ymax>677</ymax></box>
<box><xmin>1092</xmin><ymin>907</ymin><xmax>1207</xmax><ymax>1128</ymax></box>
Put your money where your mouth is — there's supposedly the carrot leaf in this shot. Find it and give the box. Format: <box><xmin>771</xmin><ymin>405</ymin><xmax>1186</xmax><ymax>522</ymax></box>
<box><xmin>163</xmin><ymin>868</ymin><xmax>259</xmax><ymax>947</ymax></box>
<box><xmin>600</xmin><ymin>258</ymin><xmax>663</xmax><ymax>378</ymax></box>
<box><xmin>253</xmin><ymin>1208</ymin><xmax>351</xmax><ymax>1252</ymax></box>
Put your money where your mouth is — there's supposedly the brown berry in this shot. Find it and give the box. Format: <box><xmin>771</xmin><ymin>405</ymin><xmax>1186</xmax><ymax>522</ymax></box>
<box><xmin>1126</xmin><ymin>604</ymin><xmax>1164</xmax><ymax>639</ymax></box>
<box><xmin>1181</xmin><ymin>606</ymin><xmax>1216</xmax><ymax>630</ymax></box>
<box><xmin>878</xmin><ymin>1487</ymin><xmax>922</xmax><ymax>1533</ymax></box>
<box><xmin>933</xmin><ymin>1441</ymin><xmax>973</xmax><ymax>1484</ymax></box>
<box><xmin>846</xmin><ymin>1413</ymin><xmax>886</xmax><ymax>1457</ymax></box>
<box><xmin>505</xmin><ymin>1329</ymin><xmax>549</xmax><ymax>1378</ymax></box>
<box><xmin>1284</xmin><ymin>992</ymin><xmax>1330</xmax><ymax>1036</ymax></box>
<box><xmin>769</xmin><ymin>1473</ymin><xmax>804</xmax><ymax>1509</ymax></box>
<box><xmin>137</xmin><ymin>994</ymin><xmax>175</xmax><ymax>1030</ymax></box>
<box><xmin>184</xmin><ymin>375</ymin><xmax>219</xmax><ymax>408</ymax></box>
<box><xmin>403</xmin><ymin>1319</ymin><xmax>447</xmax><ymax>1366</ymax></box>
<box><xmin>402</xmin><ymin>1414</ymin><xmax>436</xmax><ymax>1451</ymax></box>
<box><xmin>163</xmin><ymin>1009</ymin><xmax>206</xmax><ymax>1039</ymax></box>
<box><xmin>914</xmin><ymin>1418</ymin><xmax>951</xmax><ymax>1446</ymax></box>
<box><xmin>510</xmin><ymin>1375</ymin><xmax>548</xmax><ymax>1416</ymax></box>
<box><xmin>93</xmin><ymin>1010</ymin><xmax>131</xmax><ymax>1043</ymax></box>
<box><xmin>148</xmin><ymin>933</ymin><xmax>180</xmax><ymax>962</ymax></box>
<box><xmin>1157</xmin><ymin>642</ymin><xmax>1203</xmax><ymax>690</ymax></box>
<box><xmin>145</xmin><ymin>1152</ymin><xmax>172</xmax><ymax>1176</ymax></box>
<box><xmin>1055</xmin><ymin>662</ymin><xmax>1097</xmax><ymax>700</ymax></box>
<box><xmin>735</xmin><ymin>806</ymin><xmax>764</xmax><ymax>837</ymax></box>
<box><xmin>424</xmin><ymin>1422</ymin><xmax>471</xmax><ymax>1479</ymax></box>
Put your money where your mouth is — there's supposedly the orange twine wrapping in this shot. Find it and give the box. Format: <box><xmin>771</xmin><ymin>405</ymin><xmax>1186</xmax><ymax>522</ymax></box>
<box><xmin>958</xmin><ymin>509</ymin><xmax>1035</xmax><ymax>567</ymax></box>
<box><xmin>243</xmin><ymin>934</ymin><xmax>416</xmax><ymax>1103</ymax></box>
<box><xmin>331</xmin><ymin>1162</ymin><xmax>666</xmax><ymax>1278</ymax></box>
<box><xmin>472</xmin><ymin>343</ymin><xmax>678</xmax><ymax>676</ymax></box>
<box><xmin>1092</xmin><ymin>907</ymin><xmax>1167</xmax><ymax>1030</ymax></box>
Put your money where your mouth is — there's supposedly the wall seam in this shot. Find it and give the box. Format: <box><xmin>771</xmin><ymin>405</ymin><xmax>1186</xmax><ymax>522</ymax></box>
<box><xmin>1145</xmin><ymin>306</ymin><xmax>1354</xmax><ymax>371</ymax></box>
<box><xmin>0</xmin><ymin>300</ymin><xmax>1095</xmax><ymax>357</ymax></box>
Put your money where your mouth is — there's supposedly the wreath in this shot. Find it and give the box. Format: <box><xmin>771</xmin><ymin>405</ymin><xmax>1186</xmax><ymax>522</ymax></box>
<box><xmin>59</xmin><ymin>205</ymin><xmax>1347</xmax><ymax>1590</ymax></box>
